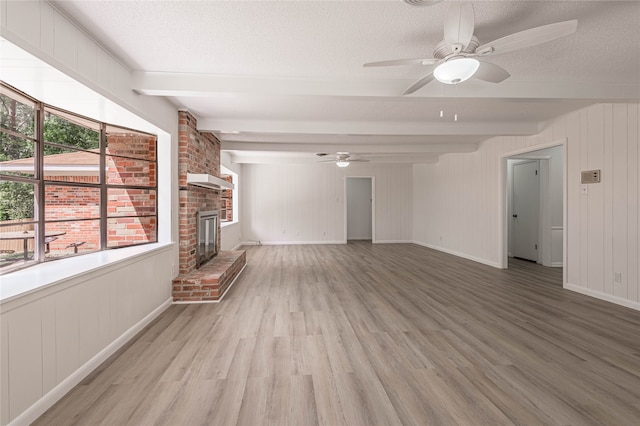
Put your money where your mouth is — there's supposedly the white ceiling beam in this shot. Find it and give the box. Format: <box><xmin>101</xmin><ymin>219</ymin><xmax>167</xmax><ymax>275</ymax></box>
<box><xmin>132</xmin><ymin>71</ymin><xmax>640</xmax><ymax>100</ymax></box>
<box><xmin>231</xmin><ymin>153</ymin><xmax>440</xmax><ymax>167</ymax></box>
<box><xmin>201</xmin><ymin>118</ymin><xmax>538</xmax><ymax>136</ymax></box>
<box><xmin>222</xmin><ymin>142</ymin><xmax>478</xmax><ymax>154</ymax></box>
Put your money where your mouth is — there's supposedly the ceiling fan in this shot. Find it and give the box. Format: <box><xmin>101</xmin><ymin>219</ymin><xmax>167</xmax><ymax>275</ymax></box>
<box><xmin>365</xmin><ymin>2</ymin><xmax>578</xmax><ymax>95</ymax></box>
<box><xmin>316</xmin><ymin>152</ymin><xmax>370</xmax><ymax>168</ymax></box>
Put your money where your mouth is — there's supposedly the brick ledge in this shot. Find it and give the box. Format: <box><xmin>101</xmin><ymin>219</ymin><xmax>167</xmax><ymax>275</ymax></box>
<box><xmin>172</xmin><ymin>250</ymin><xmax>246</xmax><ymax>302</ymax></box>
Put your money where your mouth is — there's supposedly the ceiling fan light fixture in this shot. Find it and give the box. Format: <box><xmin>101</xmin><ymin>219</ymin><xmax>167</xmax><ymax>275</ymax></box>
<box><xmin>433</xmin><ymin>57</ymin><xmax>480</xmax><ymax>84</ymax></box>
<box><xmin>336</xmin><ymin>161</ymin><xmax>350</xmax><ymax>168</ymax></box>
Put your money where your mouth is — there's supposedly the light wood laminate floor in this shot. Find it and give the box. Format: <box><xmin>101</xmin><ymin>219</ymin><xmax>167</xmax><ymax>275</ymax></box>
<box><xmin>35</xmin><ymin>242</ymin><xmax>640</xmax><ymax>425</ymax></box>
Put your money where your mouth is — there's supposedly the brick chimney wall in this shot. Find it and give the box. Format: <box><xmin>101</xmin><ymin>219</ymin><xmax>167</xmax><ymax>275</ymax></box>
<box><xmin>178</xmin><ymin>111</ymin><xmax>221</xmax><ymax>274</ymax></box>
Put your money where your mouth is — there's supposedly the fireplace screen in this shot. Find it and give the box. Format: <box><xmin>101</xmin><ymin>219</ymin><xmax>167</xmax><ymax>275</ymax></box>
<box><xmin>197</xmin><ymin>210</ymin><xmax>218</xmax><ymax>268</ymax></box>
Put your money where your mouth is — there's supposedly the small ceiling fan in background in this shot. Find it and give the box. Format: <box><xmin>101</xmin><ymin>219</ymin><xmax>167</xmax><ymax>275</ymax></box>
<box><xmin>316</xmin><ymin>152</ymin><xmax>370</xmax><ymax>168</ymax></box>
<box><xmin>368</xmin><ymin>1</ymin><xmax>578</xmax><ymax>94</ymax></box>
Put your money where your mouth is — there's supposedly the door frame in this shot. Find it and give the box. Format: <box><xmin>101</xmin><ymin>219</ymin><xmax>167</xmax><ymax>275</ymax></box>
<box><xmin>499</xmin><ymin>139</ymin><xmax>567</xmax><ymax>287</ymax></box>
<box><xmin>344</xmin><ymin>176</ymin><xmax>375</xmax><ymax>243</ymax></box>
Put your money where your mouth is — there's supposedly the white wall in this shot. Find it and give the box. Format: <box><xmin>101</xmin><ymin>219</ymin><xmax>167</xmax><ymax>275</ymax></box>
<box><xmin>413</xmin><ymin>103</ymin><xmax>640</xmax><ymax>310</ymax></box>
<box><xmin>0</xmin><ymin>1</ymin><xmax>179</xmax><ymax>424</ymax></box>
<box><xmin>241</xmin><ymin>163</ymin><xmax>412</xmax><ymax>244</ymax></box>
<box><xmin>220</xmin><ymin>152</ymin><xmax>242</xmax><ymax>251</ymax></box>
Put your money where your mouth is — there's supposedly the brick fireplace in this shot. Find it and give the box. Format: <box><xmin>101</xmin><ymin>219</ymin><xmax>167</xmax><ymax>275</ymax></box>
<box><xmin>173</xmin><ymin>111</ymin><xmax>245</xmax><ymax>302</ymax></box>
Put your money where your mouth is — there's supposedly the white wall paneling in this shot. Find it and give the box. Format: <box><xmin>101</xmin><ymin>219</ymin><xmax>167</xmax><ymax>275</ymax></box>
<box><xmin>0</xmin><ymin>245</ymin><xmax>174</xmax><ymax>425</ymax></box>
<box><xmin>241</xmin><ymin>164</ymin><xmax>412</xmax><ymax>245</ymax></box>
<box><xmin>413</xmin><ymin>103</ymin><xmax>640</xmax><ymax>310</ymax></box>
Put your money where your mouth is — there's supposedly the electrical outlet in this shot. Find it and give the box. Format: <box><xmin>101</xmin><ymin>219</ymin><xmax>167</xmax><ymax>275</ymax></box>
<box><xmin>614</xmin><ymin>272</ymin><xmax>622</xmax><ymax>283</ymax></box>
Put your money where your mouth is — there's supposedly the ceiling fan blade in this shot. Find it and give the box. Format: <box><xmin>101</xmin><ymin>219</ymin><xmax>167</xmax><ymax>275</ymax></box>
<box><xmin>403</xmin><ymin>0</ymin><xmax>444</xmax><ymax>6</ymax></box>
<box><xmin>474</xmin><ymin>61</ymin><xmax>510</xmax><ymax>83</ymax></box>
<box><xmin>403</xmin><ymin>73</ymin><xmax>436</xmax><ymax>95</ymax></box>
<box><xmin>476</xmin><ymin>20</ymin><xmax>578</xmax><ymax>56</ymax></box>
<box><xmin>444</xmin><ymin>2</ymin><xmax>475</xmax><ymax>50</ymax></box>
<box><xmin>348</xmin><ymin>159</ymin><xmax>370</xmax><ymax>163</ymax></box>
<box><xmin>364</xmin><ymin>58</ymin><xmax>438</xmax><ymax>67</ymax></box>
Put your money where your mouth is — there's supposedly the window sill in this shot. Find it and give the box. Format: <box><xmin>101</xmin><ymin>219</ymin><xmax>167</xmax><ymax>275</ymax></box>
<box><xmin>0</xmin><ymin>242</ymin><xmax>175</xmax><ymax>306</ymax></box>
<box><xmin>221</xmin><ymin>220</ymin><xmax>239</xmax><ymax>228</ymax></box>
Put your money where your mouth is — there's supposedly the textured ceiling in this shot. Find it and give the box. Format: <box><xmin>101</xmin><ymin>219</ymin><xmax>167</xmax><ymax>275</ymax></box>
<box><xmin>51</xmin><ymin>0</ymin><xmax>640</xmax><ymax>164</ymax></box>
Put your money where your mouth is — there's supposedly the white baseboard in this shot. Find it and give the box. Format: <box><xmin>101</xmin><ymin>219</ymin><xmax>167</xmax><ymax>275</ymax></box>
<box><xmin>9</xmin><ymin>298</ymin><xmax>173</xmax><ymax>426</ymax></box>
<box><xmin>172</xmin><ymin>263</ymin><xmax>247</xmax><ymax>304</ymax></box>
<box><xmin>551</xmin><ymin>262</ymin><xmax>563</xmax><ymax>268</ymax></box>
<box><xmin>243</xmin><ymin>240</ymin><xmax>346</xmax><ymax>246</ymax></box>
<box><xmin>412</xmin><ymin>241</ymin><xmax>501</xmax><ymax>269</ymax></box>
<box><xmin>373</xmin><ymin>240</ymin><xmax>413</xmax><ymax>244</ymax></box>
<box><xmin>564</xmin><ymin>283</ymin><xmax>640</xmax><ymax>312</ymax></box>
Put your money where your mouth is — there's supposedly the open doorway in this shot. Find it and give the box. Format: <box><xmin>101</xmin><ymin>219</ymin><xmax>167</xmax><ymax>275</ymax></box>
<box><xmin>500</xmin><ymin>141</ymin><xmax>567</xmax><ymax>284</ymax></box>
<box><xmin>346</xmin><ymin>177</ymin><xmax>373</xmax><ymax>241</ymax></box>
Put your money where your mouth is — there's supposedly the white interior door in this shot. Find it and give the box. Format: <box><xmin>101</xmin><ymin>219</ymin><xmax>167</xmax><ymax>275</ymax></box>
<box><xmin>512</xmin><ymin>161</ymin><xmax>539</xmax><ymax>261</ymax></box>
<box><xmin>347</xmin><ymin>177</ymin><xmax>372</xmax><ymax>240</ymax></box>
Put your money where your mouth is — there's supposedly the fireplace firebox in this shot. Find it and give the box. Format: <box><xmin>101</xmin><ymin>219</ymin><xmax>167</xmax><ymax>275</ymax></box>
<box><xmin>196</xmin><ymin>210</ymin><xmax>218</xmax><ymax>268</ymax></box>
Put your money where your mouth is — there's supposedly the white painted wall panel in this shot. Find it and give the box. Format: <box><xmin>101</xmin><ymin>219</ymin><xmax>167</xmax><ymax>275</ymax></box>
<box><xmin>76</xmin><ymin>32</ymin><xmax>97</xmax><ymax>82</ymax></box>
<box><xmin>39</xmin><ymin>1</ymin><xmax>54</xmax><ymax>56</ymax></box>
<box><xmin>40</xmin><ymin>298</ymin><xmax>57</xmax><ymax>395</ymax></box>
<box><xmin>241</xmin><ymin>164</ymin><xmax>412</xmax><ymax>244</ymax></box>
<box><xmin>0</xmin><ymin>246</ymin><xmax>174</xmax><ymax>425</ymax></box>
<box><xmin>5</xmin><ymin>0</ymin><xmax>40</xmax><ymax>49</ymax></box>
<box><xmin>413</xmin><ymin>103</ymin><xmax>640</xmax><ymax>309</ymax></box>
<box><xmin>53</xmin><ymin>10</ymin><xmax>78</xmax><ymax>70</ymax></box>
<box><xmin>7</xmin><ymin>303</ymin><xmax>42</xmax><ymax>420</ymax></box>
<box><xmin>1</xmin><ymin>310</ymin><xmax>9</xmax><ymax>426</ymax></box>
<box><xmin>628</xmin><ymin>104</ymin><xmax>639</xmax><ymax>303</ymax></box>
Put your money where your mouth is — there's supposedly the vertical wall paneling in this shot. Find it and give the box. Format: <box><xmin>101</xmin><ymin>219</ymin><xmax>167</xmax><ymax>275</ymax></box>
<box><xmin>603</xmin><ymin>104</ymin><xmax>614</xmax><ymax>295</ymax></box>
<box><xmin>7</xmin><ymin>303</ymin><xmax>43</xmax><ymax>420</ymax></box>
<box><xmin>76</xmin><ymin>33</ymin><xmax>97</xmax><ymax>82</ymax></box>
<box><xmin>412</xmin><ymin>103</ymin><xmax>639</xmax><ymax>309</ymax></box>
<box><xmin>242</xmin><ymin>164</ymin><xmax>412</xmax><ymax>244</ymax></box>
<box><xmin>39</xmin><ymin>1</ymin><xmax>54</xmax><ymax>56</ymax></box>
<box><xmin>40</xmin><ymin>298</ymin><xmax>57</xmax><ymax>395</ymax></box>
<box><xmin>1</xmin><ymin>309</ymin><xmax>9</xmax><ymax>426</ymax></box>
<box><xmin>628</xmin><ymin>104</ymin><xmax>639</xmax><ymax>302</ymax></box>
<box><xmin>53</xmin><ymin>10</ymin><xmax>78</xmax><ymax>70</ymax></box>
<box><xmin>579</xmin><ymin>108</ymin><xmax>590</xmax><ymax>290</ymax></box>
<box><xmin>587</xmin><ymin>105</ymin><xmax>605</xmax><ymax>293</ymax></box>
<box><xmin>54</xmin><ymin>289</ymin><xmax>80</xmax><ymax>383</ymax></box>
<box><xmin>566</xmin><ymin>111</ymin><xmax>581</xmax><ymax>288</ymax></box>
<box><xmin>1</xmin><ymin>246</ymin><xmax>175</xmax><ymax>425</ymax></box>
<box><xmin>612</xmin><ymin>104</ymin><xmax>629</xmax><ymax>299</ymax></box>
<box><xmin>5</xmin><ymin>0</ymin><xmax>40</xmax><ymax>48</ymax></box>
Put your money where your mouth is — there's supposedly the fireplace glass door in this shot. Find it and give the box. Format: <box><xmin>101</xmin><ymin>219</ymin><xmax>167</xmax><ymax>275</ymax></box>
<box><xmin>197</xmin><ymin>210</ymin><xmax>218</xmax><ymax>268</ymax></box>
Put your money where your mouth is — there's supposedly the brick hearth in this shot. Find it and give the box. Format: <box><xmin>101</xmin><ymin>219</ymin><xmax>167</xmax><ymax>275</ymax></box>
<box><xmin>172</xmin><ymin>250</ymin><xmax>246</xmax><ymax>302</ymax></box>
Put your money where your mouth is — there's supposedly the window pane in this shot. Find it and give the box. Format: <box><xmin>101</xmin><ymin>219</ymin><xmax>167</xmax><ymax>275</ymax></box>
<box><xmin>106</xmin><ymin>127</ymin><xmax>156</xmax><ymax>161</ymax></box>
<box><xmin>0</xmin><ymin>222</ymin><xmax>38</xmax><ymax>274</ymax></box>
<box><xmin>44</xmin><ymin>111</ymin><xmax>100</xmax><ymax>150</ymax></box>
<box><xmin>106</xmin><ymin>156</ymin><xmax>155</xmax><ymax>187</ymax></box>
<box><xmin>107</xmin><ymin>188</ymin><xmax>156</xmax><ymax>217</ymax></box>
<box><xmin>0</xmin><ymin>134</ymin><xmax>35</xmax><ymax>177</ymax></box>
<box><xmin>0</xmin><ymin>180</ymin><xmax>35</xmax><ymax>221</ymax></box>
<box><xmin>44</xmin><ymin>219</ymin><xmax>100</xmax><ymax>258</ymax></box>
<box><xmin>0</xmin><ymin>91</ymin><xmax>35</xmax><ymax>137</ymax></box>
<box><xmin>45</xmin><ymin>184</ymin><xmax>100</xmax><ymax>221</ymax></box>
<box><xmin>43</xmin><ymin>145</ymin><xmax>100</xmax><ymax>183</ymax></box>
<box><xmin>107</xmin><ymin>216</ymin><xmax>156</xmax><ymax>248</ymax></box>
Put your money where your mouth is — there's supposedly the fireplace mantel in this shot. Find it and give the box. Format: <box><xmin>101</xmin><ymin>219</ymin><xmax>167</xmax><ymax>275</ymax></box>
<box><xmin>187</xmin><ymin>173</ymin><xmax>234</xmax><ymax>190</ymax></box>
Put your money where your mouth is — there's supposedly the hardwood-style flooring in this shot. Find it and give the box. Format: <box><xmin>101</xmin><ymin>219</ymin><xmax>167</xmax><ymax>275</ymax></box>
<box><xmin>35</xmin><ymin>242</ymin><xmax>640</xmax><ymax>425</ymax></box>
